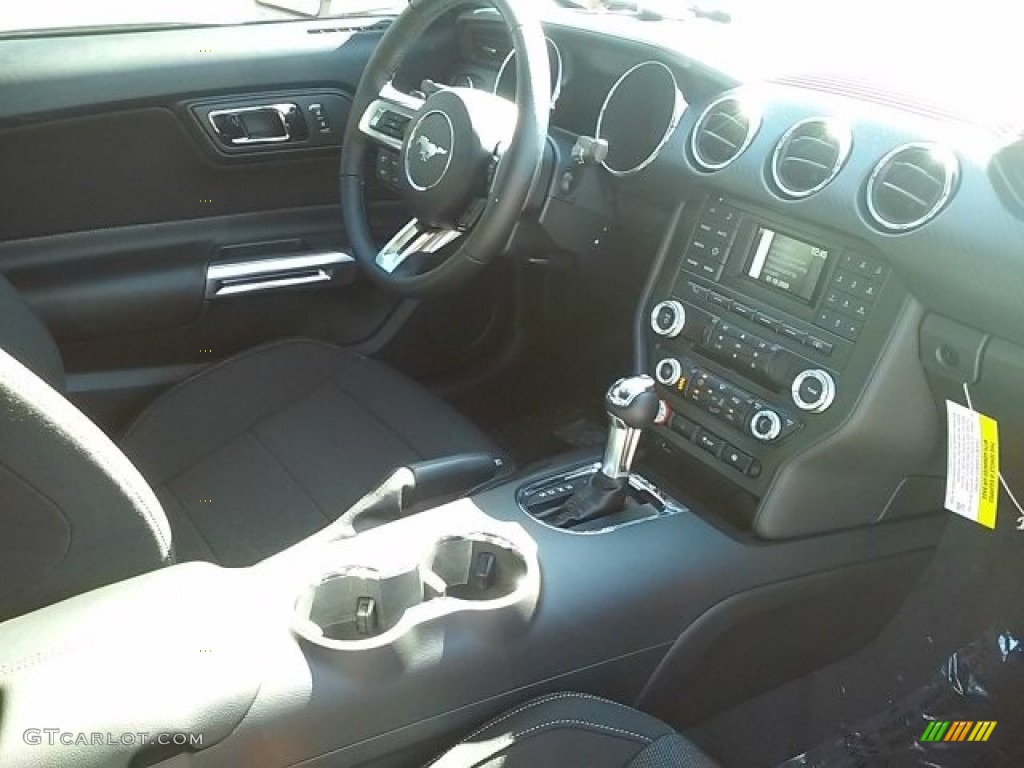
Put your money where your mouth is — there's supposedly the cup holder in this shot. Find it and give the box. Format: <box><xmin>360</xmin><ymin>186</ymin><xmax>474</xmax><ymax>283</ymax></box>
<box><xmin>295</xmin><ymin>566</ymin><xmax>429</xmax><ymax>642</ymax></box>
<box><xmin>293</xmin><ymin>532</ymin><xmax>532</xmax><ymax>648</ymax></box>
<box><xmin>428</xmin><ymin>534</ymin><xmax>528</xmax><ymax>602</ymax></box>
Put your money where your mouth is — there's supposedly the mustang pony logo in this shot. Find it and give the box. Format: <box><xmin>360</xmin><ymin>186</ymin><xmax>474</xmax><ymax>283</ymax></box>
<box><xmin>416</xmin><ymin>135</ymin><xmax>449</xmax><ymax>163</ymax></box>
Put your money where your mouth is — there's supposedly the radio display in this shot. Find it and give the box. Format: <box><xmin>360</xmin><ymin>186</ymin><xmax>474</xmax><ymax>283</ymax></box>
<box><xmin>746</xmin><ymin>227</ymin><xmax>830</xmax><ymax>303</ymax></box>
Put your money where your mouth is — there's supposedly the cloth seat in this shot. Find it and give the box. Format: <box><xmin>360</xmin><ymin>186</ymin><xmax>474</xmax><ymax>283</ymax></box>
<box><xmin>431</xmin><ymin>692</ymin><xmax>718</xmax><ymax>768</ymax></box>
<box><xmin>0</xmin><ymin>272</ymin><xmax>501</xmax><ymax>617</ymax></box>
<box><xmin>120</xmin><ymin>338</ymin><xmax>500</xmax><ymax>566</ymax></box>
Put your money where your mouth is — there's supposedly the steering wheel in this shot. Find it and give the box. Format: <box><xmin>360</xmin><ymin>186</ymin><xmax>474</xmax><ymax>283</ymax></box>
<box><xmin>340</xmin><ymin>0</ymin><xmax>551</xmax><ymax>296</ymax></box>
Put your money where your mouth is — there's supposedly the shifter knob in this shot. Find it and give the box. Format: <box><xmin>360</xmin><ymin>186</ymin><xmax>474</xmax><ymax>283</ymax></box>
<box><xmin>600</xmin><ymin>375</ymin><xmax>658</xmax><ymax>481</ymax></box>
<box><xmin>605</xmin><ymin>375</ymin><xmax>659</xmax><ymax>429</ymax></box>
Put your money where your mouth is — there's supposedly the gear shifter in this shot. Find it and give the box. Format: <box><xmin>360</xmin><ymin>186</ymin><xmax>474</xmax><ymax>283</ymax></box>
<box><xmin>600</xmin><ymin>375</ymin><xmax>661</xmax><ymax>480</ymax></box>
<box><xmin>551</xmin><ymin>375</ymin><xmax>662</xmax><ymax>527</ymax></box>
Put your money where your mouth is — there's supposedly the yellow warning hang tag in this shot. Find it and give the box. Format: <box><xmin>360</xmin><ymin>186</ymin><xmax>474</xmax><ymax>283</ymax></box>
<box><xmin>944</xmin><ymin>400</ymin><xmax>999</xmax><ymax>529</ymax></box>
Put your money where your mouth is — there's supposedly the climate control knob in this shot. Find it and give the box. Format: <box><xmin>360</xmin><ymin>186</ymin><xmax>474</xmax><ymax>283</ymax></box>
<box><xmin>791</xmin><ymin>369</ymin><xmax>836</xmax><ymax>413</ymax></box>
<box><xmin>655</xmin><ymin>357</ymin><xmax>683</xmax><ymax>387</ymax></box>
<box><xmin>749</xmin><ymin>408</ymin><xmax>782</xmax><ymax>442</ymax></box>
<box><xmin>650</xmin><ymin>300</ymin><xmax>686</xmax><ymax>338</ymax></box>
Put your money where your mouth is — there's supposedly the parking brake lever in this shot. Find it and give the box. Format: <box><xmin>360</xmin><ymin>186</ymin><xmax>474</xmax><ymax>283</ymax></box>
<box><xmin>402</xmin><ymin>453</ymin><xmax>509</xmax><ymax>513</ymax></box>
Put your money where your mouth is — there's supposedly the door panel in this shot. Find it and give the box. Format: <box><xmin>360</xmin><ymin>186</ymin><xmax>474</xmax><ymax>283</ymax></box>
<box><xmin>0</xmin><ymin>106</ymin><xmax>345</xmax><ymax>240</ymax></box>
<box><xmin>0</xmin><ymin>19</ymin><xmax>432</xmax><ymax>429</ymax></box>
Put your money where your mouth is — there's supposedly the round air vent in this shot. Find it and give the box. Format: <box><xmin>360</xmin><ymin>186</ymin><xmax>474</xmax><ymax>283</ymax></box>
<box><xmin>866</xmin><ymin>142</ymin><xmax>958</xmax><ymax>231</ymax></box>
<box><xmin>690</xmin><ymin>95</ymin><xmax>760</xmax><ymax>171</ymax></box>
<box><xmin>771</xmin><ymin>118</ymin><xmax>851</xmax><ymax>198</ymax></box>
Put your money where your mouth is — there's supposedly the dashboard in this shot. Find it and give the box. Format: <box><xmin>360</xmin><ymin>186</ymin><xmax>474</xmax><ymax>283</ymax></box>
<box><xmin>384</xmin><ymin>9</ymin><xmax>1024</xmax><ymax>539</ymax></box>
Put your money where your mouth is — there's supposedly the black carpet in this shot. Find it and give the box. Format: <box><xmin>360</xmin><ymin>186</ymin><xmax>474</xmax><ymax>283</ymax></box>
<box><xmin>686</xmin><ymin>505</ymin><xmax>1024</xmax><ymax>767</ymax></box>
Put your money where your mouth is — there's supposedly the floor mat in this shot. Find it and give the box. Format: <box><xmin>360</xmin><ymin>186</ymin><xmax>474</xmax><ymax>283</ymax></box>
<box><xmin>686</xmin><ymin>511</ymin><xmax>1024</xmax><ymax>767</ymax></box>
<box><xmin>778</xmin><ymin>628</ymin><xmax>1024</xmax><ymax>766</ymax></box>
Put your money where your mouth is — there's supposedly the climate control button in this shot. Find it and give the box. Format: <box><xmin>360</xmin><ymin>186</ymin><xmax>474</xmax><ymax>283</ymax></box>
<box><xmin>650</xmin><ymin>300</ymin><xmax>686</xmax><ymax>337</ymax></box>
<box><xmin>749</xmin><ymin>408</ymin><xmax>783</xmax><ymax>442</ymax></box>
<box><xmin>655</xmin><ymin>357</ymin><xmax>684</xmax><ymax>387</ymax></box>
<box><xmin>791</xmin><ymin>369</ymin><xmax>836</xmax><ymax>413</ymax></box>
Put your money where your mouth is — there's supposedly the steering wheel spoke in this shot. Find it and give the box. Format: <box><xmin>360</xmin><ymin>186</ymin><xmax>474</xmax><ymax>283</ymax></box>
<box><xmin>341</xmin><ymin>0</ymin><xmax>549</xmax><ymax>295</ymax></box>
<box><xmin>357</xmin><ymin>83</ymin><xmax>425</xmax><ymax>151</ymax></box>
<box><xmin>376</xmin><ymin>219</ymin><xmax>462</xmax><ymax>274</ymax></box>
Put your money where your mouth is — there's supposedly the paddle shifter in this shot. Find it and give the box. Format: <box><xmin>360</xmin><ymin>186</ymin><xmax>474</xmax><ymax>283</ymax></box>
<box><xmin>550</xmin><ymin>375</ymin><xmax>662</xmax><ymax>526</ymax></box>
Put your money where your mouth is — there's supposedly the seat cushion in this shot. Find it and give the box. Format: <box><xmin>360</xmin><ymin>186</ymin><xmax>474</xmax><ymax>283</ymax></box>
<box><xmin>431</xmin><ymin>692</ymin><xmax>718</xmax><ymax>768</ymax></box>
<box><xmin>121</xmin><ymin>339</ymin><xmax>499</xmax><ymax>567</ymax></box>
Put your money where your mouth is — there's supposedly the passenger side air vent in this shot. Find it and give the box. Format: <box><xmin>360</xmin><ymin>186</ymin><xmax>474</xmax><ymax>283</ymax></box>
<box><xmin>990</xmin><ymin>137</ymin><xmax>1024</xmax><ymax>219</ymax></box>
<box><xmin>770</xmin><ymin>118</ymin><xmax>851</xmax><ymax>198</ymax></box>
<box><xmin>689</xmin><ymin>95</ymin><xmax>760</xmax><ymax>171</ymax></box>
<box><xmin>866</xmin><ymin>143</ymin><xmax>958</xmax><ymax>231</ymax></box>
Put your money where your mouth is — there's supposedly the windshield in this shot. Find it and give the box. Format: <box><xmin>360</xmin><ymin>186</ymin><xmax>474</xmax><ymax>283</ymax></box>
<box><xmin>0</xmin><ymin>0</ymin><xmax>407</xmax><ymax>34</ymax></box>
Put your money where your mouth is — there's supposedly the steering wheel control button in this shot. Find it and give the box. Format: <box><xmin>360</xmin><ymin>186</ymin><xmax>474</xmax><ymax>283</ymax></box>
<box><xmin>655</xmin><ymin>357</ymin><xmax>684</xmax><ymax>388</ymax></box>
<box><xmin>749</xmin><ymin>408</ymin><xmax>783</xmax><ymax>442</ymax></box>
<box><xmin>791</xmin><ymin>369</ymin><xmax>836</xmax><ymax>413</ymax></box>
<box><xmin>375</xmin><ymin>150</ymin><xmax>401</xmax><ymax>187</ymax></box>
<box><xmin>650</xmin><ymin>299</ymin><xmax>687</xmax><ymax>337</ymax></box>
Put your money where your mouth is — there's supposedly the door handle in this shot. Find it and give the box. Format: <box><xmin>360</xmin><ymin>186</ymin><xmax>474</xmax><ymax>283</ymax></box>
<box><xmin>206</xmin><ymin>250</ymin><xmax>354</xmax><ymax>298</ymax></box>
<box><xmin>208</xmin><ymin>103</ymin><xmax>307</xmax><ymax>146</ymax></box>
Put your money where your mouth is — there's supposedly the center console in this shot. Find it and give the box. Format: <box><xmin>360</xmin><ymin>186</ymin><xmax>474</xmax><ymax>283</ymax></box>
<box><xmin>638</xmin><ymin>195</ymin><xmax>940</xmax><ymax>538</ymax></box>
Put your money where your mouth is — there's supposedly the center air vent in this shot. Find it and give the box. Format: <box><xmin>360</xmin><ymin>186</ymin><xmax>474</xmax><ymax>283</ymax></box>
<box><xmin>690</xmin><ymin>95</ymin><xmax>760</xmax><ymax>171</ymax></box>
<box><xmin>771</xmin><ymin>118</ymin><xmax>851</xmax><ymax>198</ymax></box>
<box><xmin>866</xmin><ymin>143</ymin><xmax>958</xmax><ymax>231</ymax></box>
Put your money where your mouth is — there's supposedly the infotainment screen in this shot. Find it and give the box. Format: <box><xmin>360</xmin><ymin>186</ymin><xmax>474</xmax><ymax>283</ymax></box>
<box><xmin>746</xmin><ymin>227</ymin><xmax>830</xmax><ymax>303</ymax></box>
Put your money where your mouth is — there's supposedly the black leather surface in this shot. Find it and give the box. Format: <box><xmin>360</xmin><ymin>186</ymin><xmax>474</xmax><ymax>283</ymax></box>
<box><xmin>430</xmin><ymin>692</ymin><xmax>718</xmax><ymax>768</ymax></box>
<box><xmin>121</xmin><ymin>338</ymin><xmax>501</xmax><ymax>566</ymax></box>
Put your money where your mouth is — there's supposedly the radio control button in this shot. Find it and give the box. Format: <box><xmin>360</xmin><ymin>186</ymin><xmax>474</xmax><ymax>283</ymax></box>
<box><xmin>655</xmin><ymin>357</ymin><xmax>684</xmax><ymax>387</ymax></box>
<box><xmin>731</xmin><ymin>302</ymin><xmax>754</xmax><ymax>319</ymax></box>
<box><xmin>749</xmin><ymin>408</ymin><xmax>783</xmax><ymax>442</ymax></box>
<box><xmin>696</xmin><ymin>261</ymin><xmax>723</xmax><ymax>279</ymax></box>
<box><xmin>651</xmin><ymin>300</ymin><xmax>686</xmax><ymax>337</ymax></box>
<box><xmin>825</xmin><ymin>291</ymin><xmax>869</xmax><ymax>319</ymax></box>
<box><xmin>779</xmin><ymin>324</ymin><xmax>806</xmax><ymax>343</ymax></box>
<box><xmin>791</xmin><ymin>369</ymin><xmax>836</xmax><ymax>413</ymax></box>
<box><xmin>804</xmin><ymin>335</ymin><xmax>834</xmax><ymax>356</ymax></box>
<box><xmin>816</xmin><ymin>309</ymin><xmax>862</xmax><ymax>341</ymax></box>
<box><xmin>685</xmin><ymin>281</ymin><xmax>709</xmax><ymax>299</ymax></box>
<box><xmin>754</xmin><ymin>312</ymin><xmax>781</xmax><ymax>331</ymax></box>
<box><xmin>831</xmin><ymin>269</ymin><xmax>879</xmax><ymax>302</ymax></box>
<box><xmin>707</xmin><ymin>291</ymin><xmax>731</xmax><ymax>309</ymax></box>
<box><xmin>841</xmin><ymin>252</ymin><xmax>887</xmax><ymax>279</ymax></box>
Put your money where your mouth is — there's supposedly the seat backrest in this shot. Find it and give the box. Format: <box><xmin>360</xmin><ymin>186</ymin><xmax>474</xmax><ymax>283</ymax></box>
<box><xmin>0</xmin><ymin>276</ymin><xmax>172</xmax><ymax>621</ymax></box>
